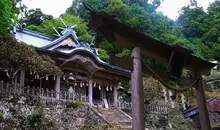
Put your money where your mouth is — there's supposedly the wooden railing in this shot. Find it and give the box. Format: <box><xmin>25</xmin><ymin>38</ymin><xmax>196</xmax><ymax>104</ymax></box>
<box><xmin>0</xmin><ymin>82</ymin><xmax>88</xmax><ymax>102</ymax></box>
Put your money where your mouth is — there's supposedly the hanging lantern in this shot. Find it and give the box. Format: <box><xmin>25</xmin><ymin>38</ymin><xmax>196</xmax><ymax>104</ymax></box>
<box><xmin>53</xmin><ymin>75</ymin><xmax>56</xmax><ymax>80</ymax></box>
<box><xmin>75</xmin><ymin>82</ymin><xmax>77</xmax><ymax>86</ymax></box>
<box><xmin>46</xmin><ymin>75</ymin><xmax>48</xmax><ymax>80</ymax></box>
<box><xmin>80</xmin><ymin>82</ymin><xmax>83</xmax><ymax>87</ymax></box>
<box><xmin>30</xmin><ymin>70</ymin><xmax>32</xmax><ymax>75</ymax></box>
<box><xmin>106</xmin><ymin>86</ymin><xmax>109</xmax><ymax>91</ymax></box>
<box><xmin>86</xmin><ymin>82</ymin><xmax>88</xmax><ymax>86</ymax></box>
<box><xmin>99</xmin><ymin>84</ymin><xmax>101</xmax><ymax>90</ymax></box>
<box><xmin>82</xmin><ymin>82</ymin><xmax>85</xmax><ymax>86</ymax></box>
<box><xmin>63</xmin><ymin>76</ymin><xmax>66</xmax><ymax>80</ymax></box>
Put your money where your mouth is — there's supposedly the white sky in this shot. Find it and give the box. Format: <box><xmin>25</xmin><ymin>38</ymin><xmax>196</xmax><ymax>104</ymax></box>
<box><xmin>22</xmin><ymin>0</ymin><xmax>214</xmax><ymax>20</ymax></box>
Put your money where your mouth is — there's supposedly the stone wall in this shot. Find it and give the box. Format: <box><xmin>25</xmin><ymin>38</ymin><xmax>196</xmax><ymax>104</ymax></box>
<box><xmin>0</xmin><ymin>93</ymin><xmax>108</xmax><ymax>130</ymax></box>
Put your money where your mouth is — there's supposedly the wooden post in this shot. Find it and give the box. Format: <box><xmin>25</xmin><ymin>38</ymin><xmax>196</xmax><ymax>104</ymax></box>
<box><xmin>195</xmin><ymin>71</ymin><xmax>211</xmax><ymax>130</ymax></box>
<box><xmin>55</xmin><ymin>76</ymin><xmax>61</xmax><ymax>99</ymax></box>
<box><xmin>114</xmin><ymin>85</ymin><xmax>118</xmax><ymax>107</ymax></box>
<box><xmin>131</xmin><ymin>47</ymin><xmax>145</xmax><ymax>130</ymax></box>
<box><xmin>20</xmin><ymin>69</ymin><xmax>25</xmax><ymax>87</ymax></box>
<box><xmin>89</xmin><ymin>80</ymin><xmax>93</xmax><ymax>105</ymax></box>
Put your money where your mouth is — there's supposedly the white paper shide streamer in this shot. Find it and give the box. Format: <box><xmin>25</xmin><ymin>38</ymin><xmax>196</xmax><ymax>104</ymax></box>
<box><xmin>162</xmin><ymin>87</ymin><xmax>167</xmax><ymax>103</ymax></box>
<box><xmin>168</xmin><ymin>90</ymin><xmax>174</xmax><ymax>108</ymax></box>
<box><xmin>99</xmin><ymin>84</ymin><xmax>101</xmax><ymax>90</ymax></box>
<box><xmin>180</xmin><ymin>93</ymin><xmax>186</xmax><ymax>110</ymax></box>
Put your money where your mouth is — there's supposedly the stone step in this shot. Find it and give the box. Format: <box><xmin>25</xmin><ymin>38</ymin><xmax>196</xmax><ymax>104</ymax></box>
<box><xmin>94</xmin><ymin>107</ymin><xmax>132</xmax><ymax>129</ymax></box>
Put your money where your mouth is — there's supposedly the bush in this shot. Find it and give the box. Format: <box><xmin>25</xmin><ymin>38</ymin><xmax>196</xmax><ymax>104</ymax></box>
<box><xmin>66</xmin><ymin>101</ymin><xmax>84</xmax><ymax>109</ymax></box>
<box><xmin>20</xmin><ymin>107</ymin><xmax>54</xmax><ymax>130</ymax></box>
<box><xmin>0</xmin><ymin>111</ymin><xmax>3</xmax><ymax>122</ymax></box>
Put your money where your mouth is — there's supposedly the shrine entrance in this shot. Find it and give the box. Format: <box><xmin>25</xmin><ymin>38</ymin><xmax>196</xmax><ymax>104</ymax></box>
<box><xmin>86</xmin><ymin>6</ymin><xmax>216</xmax><ymax>130</ymax></box>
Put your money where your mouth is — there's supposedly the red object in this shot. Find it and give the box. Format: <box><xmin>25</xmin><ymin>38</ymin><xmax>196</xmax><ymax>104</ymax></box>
<box><xmin>185</xmin><ymin>98</ymin><xmax>215</xmax><ymax>113</ymax></box>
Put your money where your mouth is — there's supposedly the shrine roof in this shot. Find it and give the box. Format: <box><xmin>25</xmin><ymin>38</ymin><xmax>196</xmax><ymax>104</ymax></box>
<box><xmin>13</xmin><ymin>26</ymin><xmax>130</xmax><ymax>74</ymax></box>
<box><xmin>15</xmin><ymin>28</ymin><xmax>55</xmax><ymax>47</ymax></box>
<box><xmin>36</xmin><ymin>47</ymin><xmax>131</xmax><ymax>74</ymax></box>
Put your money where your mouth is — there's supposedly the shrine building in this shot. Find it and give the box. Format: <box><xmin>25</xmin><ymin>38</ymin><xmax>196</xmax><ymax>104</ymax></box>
<box><xmin>8</xmin><ymin>24</ymin><xmax>130</xmax><ymax>108</ymax></box>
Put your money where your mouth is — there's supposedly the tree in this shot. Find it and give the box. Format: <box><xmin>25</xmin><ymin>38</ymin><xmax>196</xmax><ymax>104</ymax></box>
<box><xmin>202</xmin><ymin>1</ymin><xmax>220</xmax><ymax>44</ymax></box>
<box><xmin>0</xmin><ymin>0</ymin><xmax>14</xmax><ymax>35</ymax></box>
<box><xmin>66</xmin><ymin>0</ymin><xmax>108</xmax><ymax>22</ymax></box>
<box><xmin>105</xmin><ymin>0</ymin><xmax>129</xmax><ymax>22</ymax></box>
<box><xmin>24</xmin><ymin>8</ymin><xmax>53</xmax><ymax>26</ymax></box>
<box><xmin>66</xmin><ymin>0</ymin><xmax>83</xmax><ymax>16</ymax></box>
<box><xmin>0</xmin><ymin>35</ymin><xmax>62</xmax><ymax>82</ymax></box>
<box><xmin>177</xmin><ymin>7</ymin><xmax>207</xmax><ymax>38</ymax></box>
<box><xmin>26</xmin><ymin>14</ymin><xmax>92</xmax><ymax>42</ymax></box>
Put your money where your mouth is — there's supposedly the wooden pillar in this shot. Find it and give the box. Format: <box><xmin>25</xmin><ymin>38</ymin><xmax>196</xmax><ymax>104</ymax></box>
<box><xmin>55</xmin><ymin>76</ymin><xmax>60</xmax><ymax>99</ymax></box>
<box><xmin>20</xmin><ymin>69</ymin><xmax>25</xmax><ymax>86</ymax></box>
<box><xmin>89</xmin><ymin>80</ymin><xmax>93</xmax><ymax>105</ymax></box>
<box><xmin>195</xmin><ymin>71</ymin><xmax>211</xmax><ymax>130</ymax></box>
<box><xmin>114</xmin><ymin>85</ymin><xmax>118</xmax><ymax>107</ymax></box>
<box><xmin>131</xmin><ymin>47</ymin><xmax>144</xmax><ymax>130</ymax></box>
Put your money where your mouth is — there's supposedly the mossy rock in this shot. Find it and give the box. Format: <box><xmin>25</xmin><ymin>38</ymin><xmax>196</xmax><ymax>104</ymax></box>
<box><xmin>80</xmin><ymin>125</ymin><xmax>114</xmax><ymax>130</ymax></box>
<box><xmin>66</xmin><ymin>101</ymin><xmax>84</xmax><ymax>109</ymax></box>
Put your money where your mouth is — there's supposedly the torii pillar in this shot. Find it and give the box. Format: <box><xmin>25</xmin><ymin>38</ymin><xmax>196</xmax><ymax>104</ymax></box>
<box><xmin>195</xmin><ymin>71</ymin><xmax>211</xmax><ymax>130</ymax></box>
<box><xmin>131</xmin><ymin>47</ymin><xmax>145</xmax><ymax>130</ymax></box>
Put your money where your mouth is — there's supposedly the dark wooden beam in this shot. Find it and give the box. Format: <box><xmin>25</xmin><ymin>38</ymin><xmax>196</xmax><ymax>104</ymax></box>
<box><xmin>62</xmin><ymin>67</ymin><xmax>90</xmax><ymax>77</ymax></box>
<box><xmin>93</xmin><ymin>71</ymin><xmax>129</xmax><ymax>81</ymax></box>
<box><xmin>110</xmin><ymin>55</ymin><xmax>194</xmax><ymax>86</ymax></box>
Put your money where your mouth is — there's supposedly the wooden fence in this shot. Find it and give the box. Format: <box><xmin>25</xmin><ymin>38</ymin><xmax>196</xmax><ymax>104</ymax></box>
<box><xmin>0</xmin><ymin>82</ymin><xmax>88</xmax><ymax>102</ymax></box>
<box><xmin>0</xmin><ymin>82</ymin><xmax>167</xmax><ymax>112</ymax></box>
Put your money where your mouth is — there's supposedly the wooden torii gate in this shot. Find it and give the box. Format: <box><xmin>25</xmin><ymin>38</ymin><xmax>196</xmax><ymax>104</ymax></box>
<box><xmin>85</xmin><ymin>4</ymin><xmax>216</xmax><ymax>130</ymax></box>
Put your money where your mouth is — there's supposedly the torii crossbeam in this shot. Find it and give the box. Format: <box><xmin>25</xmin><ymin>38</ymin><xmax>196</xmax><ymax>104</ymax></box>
<box><xmin>85</xmin><ymin>4</ymin><xmax>216</xmax><ymax>130</ymax></box>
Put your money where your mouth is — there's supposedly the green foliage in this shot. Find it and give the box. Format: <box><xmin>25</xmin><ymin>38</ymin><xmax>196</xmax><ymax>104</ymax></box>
<box><xmin>98</xmin><ymin>40</ymin><xmax>120</xmax><ymax>54</ymax></box>
<box><xmin>20</xmin><ymin>107</ymin><xmax>54</xmax><ymax>130</ymax></box>
<box><xmin>26</xmin><ymin>14</ymin><xmax>93</xmax><ymax>42</ymax></box>
<box><xmin>26</xmin><ymin>24</ymin><xmax>41</xmax><ymax>32</ymax></box>
<box><xmin>105</xmin><ymin>0</ymin><xmax>129</xmax><ymax>21</ymax></box>
<box><xmin>24</xmin><ymin>8</ymin><xmax>53</xmax><ymax>26</ymax></box>
<box><xmin>97</xmin><ymin>48</ymin><xmax>109</xmax><ymax>62</ymax></box>
<box><xmin>143</xmin><ymin>77</ymin><xmax>162</xmax><ymax>104</ymax></box>
<box><xmin>0</xmin><ymin>111</ymin><xmax>3</xmax><ymax>122</ymax></box>
<box><xmin>67</xmin><ymin>101</ymin><xmax>84</xmax><ymax>108</ymax></box>
<box><xmin>116</xmin><ymin>49</ymin><xmax>131</xmax><ymax>57</ymax></box>
<box><xmin>178</xmin><ymin>7</ymin><xmax>207</xmax><ymax>38</ymax></box>
<box><xmin>0</xmin><ymin>0</ymin><xmax>13</xmax><ymax>35</ymax></box>
<box><xmin>0</xmin><ymin>36</ymin><xmax>63</xmax><ymax>81</ymax></box>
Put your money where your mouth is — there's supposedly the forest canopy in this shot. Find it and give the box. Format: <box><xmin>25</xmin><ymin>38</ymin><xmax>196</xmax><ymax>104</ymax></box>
<box><xmin>22</xmin><ymin>0</ymin><xmax>220</xmax><ymax>63</ymax></box>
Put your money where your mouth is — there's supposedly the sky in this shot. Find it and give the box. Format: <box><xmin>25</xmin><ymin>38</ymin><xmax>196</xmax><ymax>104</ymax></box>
<box><xmin>22</xmin><ymin>0</ymin><xmax>215</xmax><ymax>20</ymax></box>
